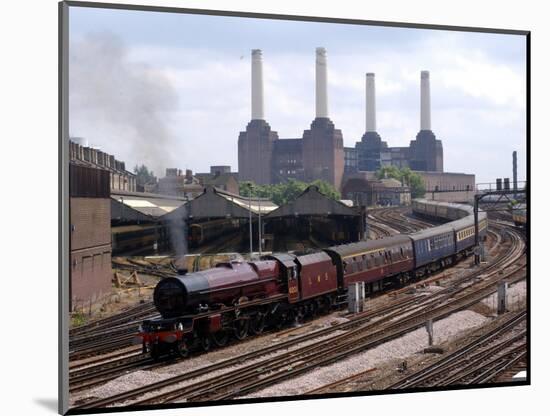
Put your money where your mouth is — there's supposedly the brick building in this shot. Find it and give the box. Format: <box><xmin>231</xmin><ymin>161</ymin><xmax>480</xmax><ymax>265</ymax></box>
<box><xmin>418</xmin><ymin>171</ymin><xmax>475</xmax><ymax>203</ymax></box>
<box><xmin>69</xmin><ymin>139</ymin><xmax>137</xmax><ymax>192</ymax></box>
<box><xmin>342</xmin><ymin>172</ymin><xmax>411</xmax><ymax>207</ymax></box>
<box><xmin>69</xmin><ymin>164</ymin><xmax>112</xmax><ymax>311</ymax></box>
<box><xmin>238</xmin><ymin>48</ymin><xmax>345</xmax><ymax>191</ymax></box>
<box><xmin>196</xmin><ymin>166</ymin><xmax>240</xmax><ymax>195</ymax></box>
<box><xmin>154</xmin><ymin>168</ymin><xmax>203</xmax><ymax>199</ymax></box>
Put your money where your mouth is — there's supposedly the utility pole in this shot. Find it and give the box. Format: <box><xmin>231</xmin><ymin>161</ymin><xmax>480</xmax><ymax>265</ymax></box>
<box><xmin>474</xmin><ymin>194</ymin><xmax>480</xmax><ymax>265</ymax></box>
<box><xmin>258</xmin><ymin>195</ymin><xmax>262</xmax><ymax>256</ymax></box>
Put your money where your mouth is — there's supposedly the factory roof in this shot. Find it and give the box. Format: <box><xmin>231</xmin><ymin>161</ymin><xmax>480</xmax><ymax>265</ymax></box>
<box><xmin>111</xmin><ymin>190</ymin><xmax>187</xmax><ymax>220</ymax></box>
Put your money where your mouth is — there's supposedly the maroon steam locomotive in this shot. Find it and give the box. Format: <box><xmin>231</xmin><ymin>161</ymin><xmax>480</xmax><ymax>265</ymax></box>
<box><xmin>138</xmin><ymin>235</ymin><xmax>417</xmax><ymax>359</ymax></box>
<box><xmin>138</xmin><ymin>200</ymin><xmax>487</xmax><ymax>359</ymax></box>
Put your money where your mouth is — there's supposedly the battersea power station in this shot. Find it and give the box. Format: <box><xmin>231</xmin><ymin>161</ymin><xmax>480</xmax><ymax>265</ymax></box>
<box><xmin>238</xmin><ymin>48</ymin><xmax>445</xmax><ymax>192</ymax></box>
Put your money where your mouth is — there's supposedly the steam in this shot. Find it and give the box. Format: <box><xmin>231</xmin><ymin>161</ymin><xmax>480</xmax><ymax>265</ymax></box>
<box><xmin>167</xmin><ymin>208</ymin><xmax>188</xmax><ymax>257</ymax></box>
<box><xmin>69</xmin><ymin>32</ymin><xmax>178</xmax><ymax>175</ymax></box>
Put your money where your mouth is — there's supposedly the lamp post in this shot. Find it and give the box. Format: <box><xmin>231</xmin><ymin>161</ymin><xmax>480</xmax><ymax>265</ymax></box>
<box><xmin>258</xmin><ymin>195</ymin><xmax>262</xmax><ymax>256</ymax></box>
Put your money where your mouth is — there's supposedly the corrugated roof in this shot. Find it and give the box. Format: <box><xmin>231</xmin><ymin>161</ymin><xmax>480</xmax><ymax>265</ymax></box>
<box><xmin>161</xmin><ymin>186</ymin><xmax>278</xmax><ymax>220</ymax></box>
<box><xmin>215</xmin><ymin>188</ymin><xmax>278</xmax><ymax>215</ymax></box>
<box><xmin>111</xmin><ymin>190</ymin><xmax>187</xmax><ymax>218</ymax></box>
<box><xmin>266</xmin><ymin>186</ymin><xmax>357</xmax><ymax>218</ymax></box>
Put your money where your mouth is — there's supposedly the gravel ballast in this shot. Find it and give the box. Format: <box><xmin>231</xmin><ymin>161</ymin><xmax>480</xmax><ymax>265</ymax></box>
<box><xmin>243</xmin><ymin>309</ymin><xmax>489</xmax><ymax>398</ymax></box>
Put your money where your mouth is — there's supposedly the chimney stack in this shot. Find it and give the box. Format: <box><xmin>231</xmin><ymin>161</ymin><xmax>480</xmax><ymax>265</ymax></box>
<box><xmin>420</xmin><ymin>70</ymin><xmax>431</xmax><ymax>130</ymax></box>
<box><xmin>366</xmin><ymin>73</ymin><xmax>376</xmax><ymax>132</ymax></box>
<box><xmin>251</xmin><ymin>49</ymin><xmax>264</xmax><ymax>120</ymax></box>
<box><xmin>315</xmin><ymin>47</ymin><xmax>329</xmax><ymax>118</ymax></box>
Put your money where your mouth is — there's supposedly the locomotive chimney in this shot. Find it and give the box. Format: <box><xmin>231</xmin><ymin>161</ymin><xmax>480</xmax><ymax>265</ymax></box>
<box><xmin>366</xmin><ymin>72</ymin><xmax>376</xmax><ymax>133</ymax></box>
<box><xmin>177</xmin><ymin>267</ymin><xmax>188</xmax><ymax>276</ymax></box>
<box><xmin>315</xmin><ymin>47</ymin><xmax>329</xmax><ymax>118</ymax></box>
<box><xmin>251</xmin><ymin>49</ymin><xmax>264</xmax><ymax>120</ymax></box>
<box><xmin>420</xmin><ymin>70</ymin><xmax>431</xmax><ymax>130</ymax></box>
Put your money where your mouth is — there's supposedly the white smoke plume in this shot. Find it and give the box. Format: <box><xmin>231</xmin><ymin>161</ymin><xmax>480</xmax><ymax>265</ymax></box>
<box><xmin>69</xmin><ymin>32</ymin><xmax>179</xmax><ymax>176</ymax></box>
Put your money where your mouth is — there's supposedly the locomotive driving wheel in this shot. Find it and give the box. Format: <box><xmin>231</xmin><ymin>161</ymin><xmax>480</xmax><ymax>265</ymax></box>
<box><xmin>233</xmin><ymin>318</ymin><xmax>249</xmax><ymax>340</ymax></box>
<box><xmin>212</xmin><ymin>330</ymin><xmax>229</xmax><ymax>347</ymax></box>
<box><xmin>249</xmin><ymin>313</ymin><xmax>266</xmax><ymax>335</ymax></box>
<box><xmin>200</xmin><ymin>336</ymin><xmax>212</xmax><ymax>352</ymax></box>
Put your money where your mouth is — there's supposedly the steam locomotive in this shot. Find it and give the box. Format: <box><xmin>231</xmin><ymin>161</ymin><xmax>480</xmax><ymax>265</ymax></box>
<box><xmin>138</xmin><ymin>199</ymin><xmax>487</xmax><ymax>359</ymax></box>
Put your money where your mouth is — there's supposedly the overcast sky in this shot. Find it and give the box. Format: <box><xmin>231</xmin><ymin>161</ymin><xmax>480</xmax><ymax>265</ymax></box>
<box><xmin>68</xmin><ymin>6</ymin><xmax>527</xmax><ymax>184</ymax></box>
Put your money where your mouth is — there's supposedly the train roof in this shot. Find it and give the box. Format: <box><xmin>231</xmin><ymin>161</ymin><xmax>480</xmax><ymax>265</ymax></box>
<box><xmin>296</xmin><ymin>251</ymin><xmax>332</xmax><ymax>265</ymax></box>
<box><xmin>451</xmin><ymin>216</ymin><xmax>475</xmax><ymax>230</ymax></box>
<box><xmin>325</xmin><ymin>235</ymin><xmax>411</xmax><ymax>258</ymax></box>
<box><xmin>409</xmin><ymin>224</ymin><xmax>455</xmax><ymax>240</ymax></box>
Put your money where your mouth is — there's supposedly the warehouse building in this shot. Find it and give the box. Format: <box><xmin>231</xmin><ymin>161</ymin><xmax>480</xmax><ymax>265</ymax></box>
<box><xmin>69</xmin><ymin>163</ymin><xmax>112</xmax><ymax>311</ymax></box>
<box><xmin>342</xmin><ymin>173</ymin><xmax>411</xmax><ymax>207</ymax></box>
<box><xmin>419</xmin><ymin>171</ymin><xmax>475</xmax><ymax>203</ymax></box>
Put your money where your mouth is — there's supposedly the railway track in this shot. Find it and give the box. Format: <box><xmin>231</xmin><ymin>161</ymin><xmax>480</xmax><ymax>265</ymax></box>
<box><xmin>69</xmin><ymin>234</ymin><xmax>245</xmax><ymax>361</ymax></box>
<box><xmin>388</xmin><ymin>310</ymin><xmax>527</xmax><ymax>389</ymax></box>
<box><xmin>369</xmin><ymin>207</ymin><xmax>440</xmax><ymax>234</ymax></box>
<box><xmin>68</xmin><ymin>208</ymin><xmax>436</xmax><ymax>376</ymax></box>
<box><xmin>72</xmin><ymin>221</ymin><xmax>525</xmax><ymax>409</ymax></box>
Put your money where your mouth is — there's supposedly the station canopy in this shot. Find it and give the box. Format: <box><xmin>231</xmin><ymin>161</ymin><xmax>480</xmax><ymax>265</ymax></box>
<box><xmin>111</xmin><ymin>190</ymin><xmax>187</xmax><ymax>221</ymax></box>
<box><xmin>162</xmin><ymin>186</ymin><xmax>278</xmax><ymax>221</ymax></box>
<box><xmin>265</xmin><ymin>186</ymin><xmax>359</xmax><ymax>218</ymax></box>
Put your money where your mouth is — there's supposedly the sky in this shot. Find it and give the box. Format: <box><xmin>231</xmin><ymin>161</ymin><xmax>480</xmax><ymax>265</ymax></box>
<box><xmin>68</xmin><ymin>6</ymin><xmax>527</xmax><ymax>184</ymax></box>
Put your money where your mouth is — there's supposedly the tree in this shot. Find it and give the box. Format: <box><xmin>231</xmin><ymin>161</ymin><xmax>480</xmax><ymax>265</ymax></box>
<box><xmin>133</xmin><ymin>164</ymin><xmax>157</xmax><ymax>186</ymax></box>
<box><xmin>239</xmin><ymin>179</ymin><xmax>340</xmax><ymax>206</ymax></box>
<box><xmin>376</xmin><ymin>166</ymin><xmax>425</xmax><ymax>199</ymax></box>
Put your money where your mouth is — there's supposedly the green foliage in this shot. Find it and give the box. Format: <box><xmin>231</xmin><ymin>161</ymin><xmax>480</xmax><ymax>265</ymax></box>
<box><xmin>71</xmin><ymin>311</ymin><xmax>87</xmax><ymax>328</ymax></box>
<box><xmin>133</xmin><ymin>164</ymin><xmax>157</xmax><ymax>186</ymax></box>
<box><xmin>376</xmin><ymin>166</ymin><xmax>426</xmax><ymax>199</ymax></box>
<box><xmin>239</xmin><ymin>179</ymin><xmax>341</xmax><ymax>206</ymax></box>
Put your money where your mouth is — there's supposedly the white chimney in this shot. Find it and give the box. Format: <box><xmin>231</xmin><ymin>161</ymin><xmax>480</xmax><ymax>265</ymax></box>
<box><xmin>366</xmin><ymin>73</ymin><xmax>376</xmax><ymax>132</ymax></box>
<box><xmin>315</xmin><ymin>47</ymin><xmax>328</xmax><ymax>118</ymax></box>
<box><xmin>251</xmin><ymin>49</ymin><xmax>264</xmax><ymax>120</ymax></box>
<box><xmin>420</xmin><ymin>70</ymin><xmax>431</xmax><ymax>130</ymax></box>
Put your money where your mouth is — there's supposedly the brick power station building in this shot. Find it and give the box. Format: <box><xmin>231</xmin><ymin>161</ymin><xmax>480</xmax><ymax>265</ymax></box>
<box><xmin>238</xmin><ymin>49</ymin><xmax>445</xmax><ymax>192</ymax></box>
<box><xmin>238</xmin><ymin>48</ymin><xmax>344</xmax><ymax>190</ymax></box>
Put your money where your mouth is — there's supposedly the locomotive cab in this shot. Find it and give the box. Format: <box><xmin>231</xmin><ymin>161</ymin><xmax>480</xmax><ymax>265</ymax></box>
<box><xmin>265</xmin><ymin>253</ymin><xmax>300</xmax><ymax>302</ymax></box>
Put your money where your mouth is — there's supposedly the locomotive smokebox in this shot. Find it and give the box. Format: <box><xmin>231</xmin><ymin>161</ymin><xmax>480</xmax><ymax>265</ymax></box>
<box><xmin>153</xmin><ymin>274</ymin><xmax>210</xmax><ymax>318</ymax></box>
